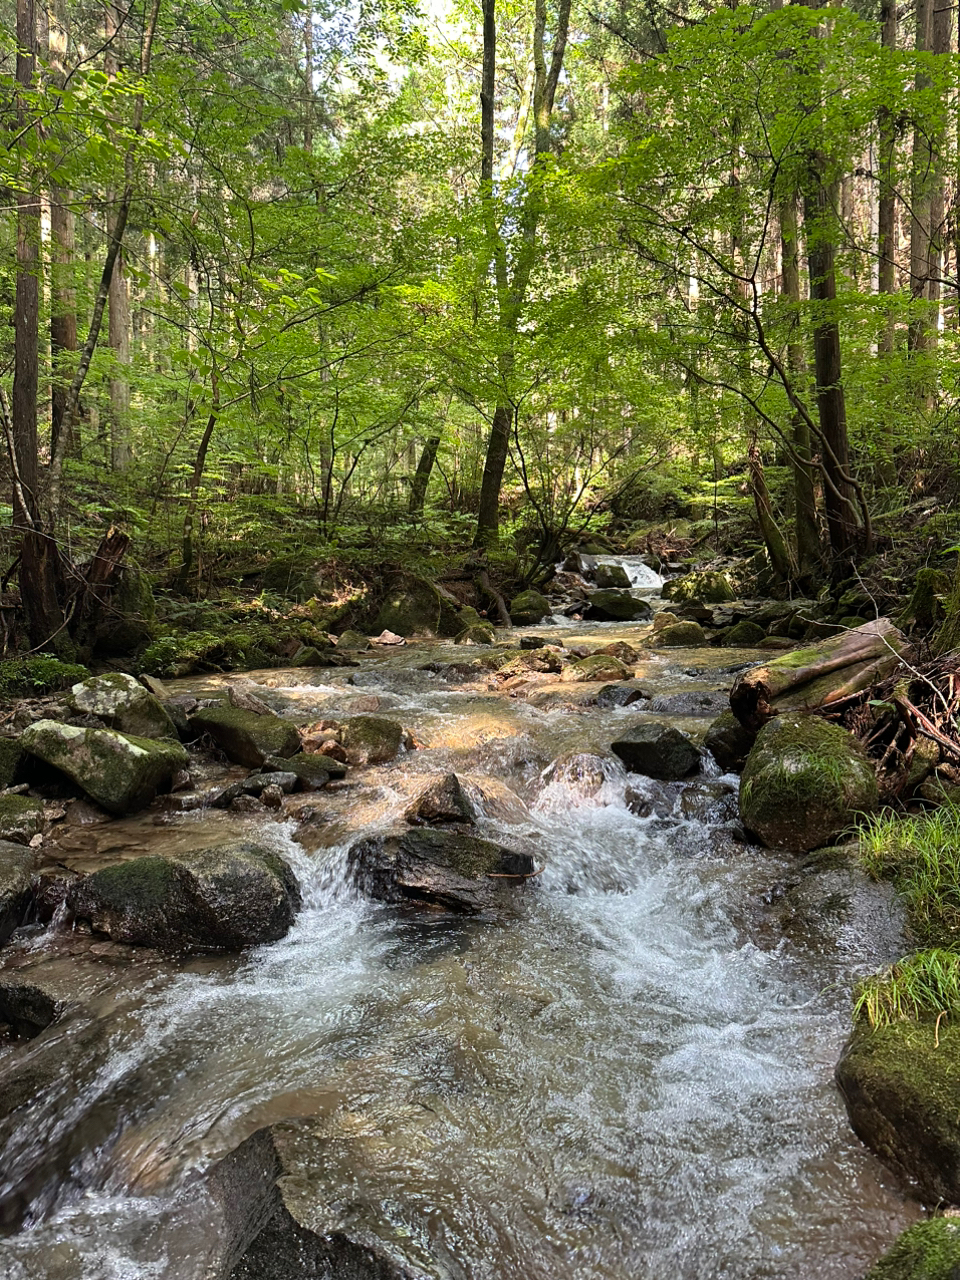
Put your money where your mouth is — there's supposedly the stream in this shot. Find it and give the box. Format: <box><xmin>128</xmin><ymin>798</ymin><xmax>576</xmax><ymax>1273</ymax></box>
<box><xmin>0</xmin><ymin>562</ymin><xmax>920</xmax><ymax>1279</ymax></box>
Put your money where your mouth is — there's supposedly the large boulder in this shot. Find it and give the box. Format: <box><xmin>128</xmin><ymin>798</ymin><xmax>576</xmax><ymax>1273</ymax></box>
<box><xmin>0</xmin><ymin>841</ymin><xmax>34</xmax><ymax>945</ymax></box>
<box><xmin>721</xmin><ymin>620</ymin><xmax>766</xmax><ymax>647</ymax></box>
<box><xmin>584</xmin><ymin>590</ymin><xmax>652</xmax><ymax>622</ymax></box>
<box><xmin>610</xmin><ymin>722</ymin><xmax>701</xmax><ymax>780</ymax></box>
<box><xmin>66</xmin><ymin>841</ymin><xmax>301</xmax><ymax>951</ymax></box>
<box><xmin>739</xmin><ymin>714</ymin><xmax>878</xmax><ymax>851</ymax></box>
<box><xmin>69</xmin><ymin>672</ymin><xmax>176</xmax><ymax>739</ymax></box>
<box><xmin>191</xmin><ymin>705</ymin><xmax>301</xmax><ymax>768</ymax></box>
<box><xmin>662</xmin><ymin>570</ymin><xmax>735</xmax><ymax>604</ymax></box>
<box><xmin>509</xmin><ymin>589</ymin><xmax>551</xmax><ymax>626</ymax></box>
<box><xmin>654</xmin><ymin>621</ymin><xmax>708</xmax><ymax>647</ymax></box>
<box><xmin>594</xmin><ymin>563</ymin><xmax>631</xmax><ymax>589</ymax></box>
<box><xmin>19</xmin><ymin>720</ymin><xmax>188</xmax><ymax>815</ymax></box>
<box><xmin>836</xmin><ymin>1020</ymin><xmax>960</xmax><ymax>1205</ymax></box>
<box><xmin>561</xmin><ymin>654</ymin><xmax>632</xmax><ymax>683</ymax></box>
<box><xmin>704</xmin><ymin>711</ymin><xmax>756</xmax><ymax>773</ymax></box>
<box><xmin>348</xmin><ymin>827</ymin><xmax>537</xmax><ymax>914</ymax></box>
<box><xmin>374</xmin><ymin>573</ymin><xmax>460</xmax><ymax>638</ymax></box>
<box><xmin>0</xmin><ymin>795</ymin><xmax>45</xmax><ymax>845</ymax></box>
<box><xmin>340</xmin><ymin>715</ymin><xmax>405</xmax><ymax>765</ymax></box>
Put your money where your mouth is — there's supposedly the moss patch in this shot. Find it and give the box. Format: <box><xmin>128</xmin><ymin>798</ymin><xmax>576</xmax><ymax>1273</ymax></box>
<box><xmin>866</xmin><ymin>1218</ymin><xmax>960</xmax><ymax>1280</ymax></box>
<box><xmin>0</xmin><ymin>654</ymin><xmax>90</xmax><ymax>703</ymax></box>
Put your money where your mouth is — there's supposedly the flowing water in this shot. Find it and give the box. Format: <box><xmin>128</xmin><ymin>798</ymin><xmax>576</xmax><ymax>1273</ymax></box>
<box><xmin>0</xmin><ymin>588</ymin><xmax>920</xmax><ymax>1279</ymax></box>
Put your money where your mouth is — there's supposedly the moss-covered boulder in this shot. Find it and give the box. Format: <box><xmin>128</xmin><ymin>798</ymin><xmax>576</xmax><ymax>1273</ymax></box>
<box><xmin>498</xmin><ymin>649</ymin><xmax>563</xmax><ymax>677</ymax></box>
<box><xmin>509</xmin><ymin>589</ymin><xmax>551</xmax><ymax>626</ymax></box>
<box><xmin>662</xmin><ymin>570</ymin><xmax>735</xmax><ymax>604</ymax></box>
<box><xmin>95</xmin><ymin>566</ymin><xmax>156</xmax><ymax>655</ymax></box>
<box><xmin>0</xmin><ymin>841</ymin><xmax>34</xmax><ymax>945</ymax></box>
<box><xmin>0</xmin><ymin>795</ymin><xmax>45</xmax><ymax>846</ymax></box>
<box><xmin>455</xmin><ymin>624</ymin><xmax>495</xmax><ymax>645</ymax></box>
<box><xmin>190</xmin><ymin>705</ymin><xmax>300</xmax><ymax>768</ymax></box>
<box><xmin>66</xmin><ymin>841</ymin><xmax>301</xmax><ymax>951</ymax></box>
<box><xmin>69</xmin><ymin>672</ymin><xmax>176</xmax><ymax>739</ymax></box>
<box><xmin>348</xmin><ymin>827</ymin><xmax>536</xmax><ymax>914</ymax></box>
<box><xmin>865</xmin><ymin>1218</ymin><xmax>960</xmax><ymax>1280</ymax></box>
<box><xmin>0</xmin><ymin>738</ymin><xmax>25</xmax><ymax>789</ymax></box>
<box><xmin>837</xmin><ymin>1020</ymin><xmax>960</xmax><ymax>1205</ymax></box>
<box><xmin>652</xmin><ymin>610</ymin><xmax>681</xmax><ymax>632</ymax></box>
<box><xmin>336</xmin><ymin>629</ymin><xmax>371</xmax><ymax>651</ymax></box>
<box><xmin>594</xmin><ymin>563</ymin><xmax>631</xmax><ymax>589</ymax></box>
<box><xmin>290</xmin><ymin>645</ymin><xmax>336</xmax><ymax>668</ymax></box>
<box><xmin>584</xmin><ymin>590</ymin><xmax>653</xmax><ymax>622</ymax></box>
<box><xmin>561</xmin><ymin>654</ymin><xmax>632</xmax><ymax>683</ymax></box>
<box><xmin>722</xmin><ymin>620</ymin><xmax>766</xmax><ymax>647</ymax></box>
<box><xmin>739</xmin><ymin>714</ymin><xmax>878</xmax><ymax>851</ymax></box>
<box><xmin>611</xmin><ymin>722</ymin><xmax>701</xmax><ymax>780</ymax></box>
<box><xmin>340</xmin><ymin>715</ymin><xmax>405</xmax><ymax>765</ymax></box>
<box><xmin>19</xmin><ymin>720</ymin><xmax>188</xmax><ymax>815</ymax></box>
<box><xmin>703</xmin><ymin>711</ymin><xmax>756</xmax><ymax>773</ymax></box>
<box><xmin>655</xmin><ymin>621</ymin><xmax>708</xmax><ymax>647</ymax></box>
<box><xmin>374</xmin><ymin>572</ymin><xmax>460</xmax><ymax>638</ymax></box>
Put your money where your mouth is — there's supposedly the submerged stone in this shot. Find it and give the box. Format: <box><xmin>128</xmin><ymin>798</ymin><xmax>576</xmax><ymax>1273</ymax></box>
<box><xmin>20</xmin><ymin>719</ymin><xmax>188</xmax><ymax>815</ymax></box>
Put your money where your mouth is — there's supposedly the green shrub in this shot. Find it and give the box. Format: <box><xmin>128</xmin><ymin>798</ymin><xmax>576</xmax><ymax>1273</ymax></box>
<box><xmin>0</xmin><ymin>654</ymin><xmax>90</xmax><ymax>701</ymax></box>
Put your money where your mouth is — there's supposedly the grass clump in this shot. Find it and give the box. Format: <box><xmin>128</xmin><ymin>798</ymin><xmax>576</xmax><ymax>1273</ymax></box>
<box><xmin>859</xmin><ymin>805</ymin><xmax>960</xmax><ymax>945</ymax></box>
<box><xmin>854</xmin><ymin>949</ymin><xmax>960</xmax><ymax>1029</ymax></box>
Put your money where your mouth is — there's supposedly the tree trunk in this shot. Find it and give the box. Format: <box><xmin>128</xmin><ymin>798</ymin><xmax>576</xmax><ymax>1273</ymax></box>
<box><xmin>475</xmin><ymin>403</ymin><xmax>512</xmax><ymax>547</ymax></box>
<box><xmin>177</xmin><ymin>370</ymin><xmax>219</xmax><ymax>594</ymax></box>
<box><xmin>908</xmin><ymin>0</ymin><xmax>935</xmax><ymax>375</ymax></box>
<box><xmin>875</xmin><ymin>0</ymin><xmax>899</xmax><ymax>483</ymax></box>
<box><xmin>48</xmin><ymin>0</ymin><xmax>78</xmax><ymax>460</ymax></box>
<box><xmin>779</xmin><ymin>190</ymin><xmax>820</xmax><ymax>578</ymax></box>
<box><xmin>408</xmin><ymin>436</ymin><xmax>442</xmax><ymax>514</ymax></box>
<box><xmin>748</xmin><ymin>438</ymin><xmax>795</xmax><ymax>583</ymax></box>
<box><xmin>105</xmin><ymin>0</ymin><xmax>131</xmax><ymax>471</ymax></box>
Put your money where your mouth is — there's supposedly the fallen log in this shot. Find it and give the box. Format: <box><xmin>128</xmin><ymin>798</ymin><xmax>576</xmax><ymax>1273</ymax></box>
<box><xmin>730</xmin><ymin>618</ymin><xmax>914</xmax><ymax>730</ymax></box>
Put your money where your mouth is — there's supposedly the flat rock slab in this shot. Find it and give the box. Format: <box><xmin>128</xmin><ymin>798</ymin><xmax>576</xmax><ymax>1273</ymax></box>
<box><xmin>20</xmin><ymin>720</ymin><xmax>189</xmax><ymax>815</ymax></box>
<box><xmin>348</xmin><ymin>827</ymin><xmax>537</xmax><ymax>914</ymax></box>
<box><xmin>191</xmin><ymin>706</ymin><xmax>301</xmax><ymax>768</ymax></box>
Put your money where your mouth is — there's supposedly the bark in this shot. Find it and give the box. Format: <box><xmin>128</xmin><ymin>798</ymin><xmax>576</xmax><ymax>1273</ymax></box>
<box><xmin>730</xmin><ymin>618</ymin><xmax>914</xmax><ymax>730</ymax></box>
<box><xmin>875</xmin><ymin>0</ymin><xmax>899</xmax><ymax>483</ymax></box>
<box><xmin>779</xmin><ymin>190</ymin><xmax>820</xmax><ymax>577</ymax></box>
<box><xmin>105</xmin><ymin>1</ymin><xmax>131</xmax><ymax>471</ymax></box>
<box><xmin>302</xmin><ymin>12</ymin><xmax>313</xmax><ymax>152</ymax></box>
<box><xmin>48</xmin><ymin>0</ymin><xmax>78</xmax><ymax>459</ymax></box>
<box><xmin>176</xmin><ymin>370</ymin><xmax>219</xmax><ymax>594</ymax></box>
<box><xmin>748</xmin><ymin>438</ymin><xmax>795</xmax><ymax>583</ymax></box>
<box><xmin>908</xmin><ymin>0</ymin><xmax>935</xmax><ymax>367</ymax></box>
<box><xmin>408</xmin><ymin>436</ymin><xmax>442</xmax><ymax>514</ymax></box>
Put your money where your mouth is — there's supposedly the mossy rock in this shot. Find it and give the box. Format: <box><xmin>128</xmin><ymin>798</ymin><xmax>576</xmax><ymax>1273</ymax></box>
<box><xmin>336</xmin><ymin>629</ymin><xmax>371</xmax><ymax>651</ymax></box>
<box><xmin>19</xmin><ymin>720</ymin><xmax>188</xmax><ymax>815</ymax></box>
<box><xmin>66</xmin><ymin>841</ymin><xmax>301</xmax><ymax>952</ymax></box>
<box><xmin>498</xmin><ymin>649</ymin><xmax>563</xmax><ymax>677</ymax></box>
<box><xmin>139</xmin><ymin>631</ymin><xmax>273</xmax><ymax>679</ymax></box>
<box><xmin>739</xmin><ymin>714</ymin><xmax>878</xmax><ymax>851</ymax></box>
<box><xmin>509</xmin><ymin>589</ymin><xmax>551</xmax><ymax>627</ymax></box>
<box><xmin>866</xmin><ymin>1218</ymin><xmax>960</xmax><ymax>1280</ymax></box>
<box><xmin>561</xmin><ymin>654</ymin><xmax>632</xmax><ymax>683</ymax></box>
<box><xmin>703</xmin><ymin>711</ymin><xmax>756</xmax><ymax>773</ymax></box>
<box><xmin>0</xmin><ymin>795</ymin><xmax>45</xmax><ymax>846</ymax></box>
<box><xmin>584</xmin><ymin>591</ymin><xmax>652</xmax><ymax>622</ymax></box>
<box><xmin>457</xmin><ymin>606</ymin><xmax>484</xmax><ymax>628</ymax></box>
<box><xmin>722</xmin><ymin>620</ymin><xmax>766</xmax><ymax>647</ymax></box>
<box><xmin>190</xmin><ymin>706</ymin><xmax>300</xmax><ymax>769</ymax></box>
<box><xmin>264</xmin><ymin>753</ymin><xmax>346</xmax><ymax>787</ymax></box>
<box><xmin>594</xmin><ymin>563</ymin><xmax>631</xmax><ymax>589</ymax></box>
<box><xmin>0</xmin><ymin>840</ymin><xmax>35</xmax><ymax>945</ymax></box>
<box><xmin>340</xmin><ymin>715</ymin><xmax>405</xmax><ymax>765</ymax></box>
<box><xmin>374</xmin><ymin>572</ymin><xmax>460</xmax><ymax>638</ymax></box>
<box><xmin>663</xmin><ymin>570</ymin><xmax>735</xmax><ymax>604</ymax></box>
<box><xmin>69</xmin><ymin>672</ymin><xmax>176</xmax><ymax>739</ymax></box>
<box><xmin>455</xmin><ymin>625</ymin><xmax>495</xmax><ymax>646</ymax></box>
<box><xmin>837</xmin><ymin>1019</ymin><xmax>960</xmax><ymax>1205</ymax></box>
<box><xmin>652</xmin><ymin>610</ymin><xmax>681</xmax><ymax>632</ymax></box>
<box><xmin>290</xmin><ymin>646</ymin><xmax>336</xmax><ymax>668</ymax></box>
<box><xmin>0</xmin><ymin>738</ymin><xmax>25</xmax><ymax>789</ymax></box>
<box><xmin>899</xmin><ymin>567</ymin><xmax>952</xmax><ymax>634</ymax></box>
<box><xmin>655</xmin><ymin>621</ymin><xmax>708</xmax><ymax>647</ymax></box>
<box><xmin>0</xmin><ymin>655</ymin><xmax>90</xmax><ymax>703</ymax></box>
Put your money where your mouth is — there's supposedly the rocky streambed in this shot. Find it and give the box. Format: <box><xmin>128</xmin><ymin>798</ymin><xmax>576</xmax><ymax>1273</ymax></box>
<box><xmin>0</xmin><ymin>613</ymin><xmax>923</xmax><ymax>1279</ymax></box>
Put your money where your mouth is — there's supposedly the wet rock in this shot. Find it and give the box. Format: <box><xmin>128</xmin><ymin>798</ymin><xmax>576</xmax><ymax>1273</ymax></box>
<box><xmin>595</xmin><ymin>640</ymin><xmax>641</xmax><ymax>664</ymax></box>
<box><xmin>242</xmin><ymin>772</ymin><xmax>299</xmax><ymax>796</ymax></box>
<box><xmin>509</xmin><ymin>589</ymin><xmax>551</xmax><ymax>626</ymax></box>
<box><xmin>374</xmin><ymin>572</ymin><xmax>461</xmax><ymax>638</ymax></box>
<box><xmin>261</xmin><ymin>785</ymin><xmax>284</xmax><ymax>810</ymax></box>
<box><xmin>594</xmin><ymin>563</ymin><xmax>631</xmax><ymax>588</ymax></box>
<box><xmin>652</xmin><ymin>610</ymin><xmax>681</xmax><ymax>633</ymax></box>
<box><xmin>0</xmin><ymin>795</ymin><xmax>45</xmax><ymax>845</ymax></box>
<box><xmin>20</xmin><ymin>720</ymin><xmax>189</xmax><ymax>815</ymax></box>
<box><xmin>649</xmin><ymin>690</ymin><xmax>729</xmax><ymax>717</ymax></box>
<box><xmin>0</xmin><ymin>737</ymin><xmax>26</xmax><ymax>789</ymax></box>
<box><xmin>721</xmin><ymin>620</ymin><xmax>766</xmax><ymax>647</ymax></box>
<box><xmin>758</xmin><ymin>636</ymin><xmax>795</xmax><ymax>651</ymax></box>
<box><xmin>341</xmin><ymin>716</ymin><xmax>405</xmax><ymax>765</ymax></box>
<box><xmin>0</xmin><ymin>978</ymin><xmax>64</xmax><ymax>1038</ymax></box>
<box><xmin>404</xmin><ymin>773</ymin><xmax>477</xmax><ymax>826</ymax></box>
<box><xmin>864</xmin><ymin>1218</ymin><xmax>960</xmax><ymax>1280</ymax></box>
<box><xmin>703</xmin><ymin>711</ymin><xmax>756</xmax><ymax>773</ymax></box>
<box><xmin>0</xmin><ymin>842</ymin><xmax>34</xmax><ymax>945</ymax></box>
<box><xmin>610</xmin><ymin>722</ymin><xmax>700</xmax><ymax>780</ymax></box>
<box><xmin>584</xmin><ymin>590</ymin><xmax>652</xmax><ymax>622</ymax></box>
<box><xmin>563</xmin><ymin>550</ymin><xmax>598</xmax><ymax>575</ymax></box>
<box><xmin>348</xmin><ymin>828</ymin><xmax>537</xmax><ymax>914</ymax></box>
<box><xmin>455</xmin><ymin>624</ymin><xmax>495</xmax><ymax>645</ymax></box>
<box><xmin>520</xmin><ymin>635</ymin><xmax>550</xmax><ymax>649</ymax></box>
<box><xmin>654</xmin><ymin>621</ymin><xmax>708</xmax><ymax>647</ymax></box>
<box><xmin>231</xmin><ymin>794</ymin><xmax>266</xmax><ymax>814</ymax></box>
<box><xmin>498</xmin><ymin>650</ymin><xmax>563</xmax><ymax>677</ymax></box>
<box><xmin>594</xmin><ymin>681</ymin><xmax>651</xmax><ymax>709</ymax></box>
<box><xmin>541</xmin><ymin>752</ymin><xmax>619</xmax><ymax>803</ymax></box>
<box><xmin>739</xmin><ymin>714</ymin><xmax>878</xmax><ymax>851</ymax></box>
<box><xmin>228</xmin><ymin>685</ymin><xmax>276</xmax><ymax>716</ymax></box>
<box><xmin>190</xmin><ymin>706</ymin><xmax>301</xmax><ymax>769</ymax></box>
<box><xmin>662</xmin><ymin>570</ymin><xmax>735</xmax><ymax>603</ymax></box>
<box><xmin>66</xmin><ymin>840</ymin><xmax>301</xmax><ymax>951</ymax></box>
<box><xmin>68</xmin><ymin>672</ymin><xmax>177</xmax><ymax>740</ymax></box>
<box><xmin>291</xmin><ymin>645</ymin><xmax>337</xmax><ymax>668</ymax></box>
<box><xmin>561</xmin><ymin>654</ymin><xmax>632</xmax><ymax>683</ymax></box>
<box><xmin>836</xmin><ymin>1019</ymin><xmax>960</xmax><ymax>1205</ymax></box>
<box><xmin>678</xmin><ymin>781</ymin><xmax>738</xmax><ymax>823</ymax></box>
<box><xmin>264</xmin><ymin>753</ymin><xmax>345</xmax><ymax>789</ymax></box>
<box><xmin>337</xmin><ymin>629</ymin><xmax>372</xmax><ymax>651</ymax></box>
